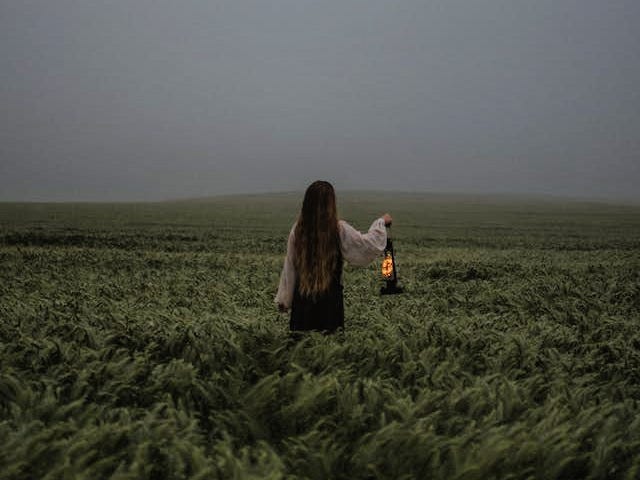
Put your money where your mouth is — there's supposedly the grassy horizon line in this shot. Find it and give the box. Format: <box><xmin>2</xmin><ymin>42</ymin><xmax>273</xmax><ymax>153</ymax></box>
<box><xmin>2</xmin><ymin>188</ymin><xmax>640</xmax><ymax>207</ymax></box>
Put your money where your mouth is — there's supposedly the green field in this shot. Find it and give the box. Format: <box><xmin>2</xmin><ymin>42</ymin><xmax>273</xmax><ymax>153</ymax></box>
<box><xmin>1</xmin><ymin>192</ymin><xmax>640</xmax><ymax>479</ymax></box>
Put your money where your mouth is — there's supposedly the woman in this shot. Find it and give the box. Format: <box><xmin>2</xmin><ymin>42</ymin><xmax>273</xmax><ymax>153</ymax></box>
<box><xmin>275</xmin><ymin>181</ymin><xmax>392</xmax><ymax>332</ymax></box>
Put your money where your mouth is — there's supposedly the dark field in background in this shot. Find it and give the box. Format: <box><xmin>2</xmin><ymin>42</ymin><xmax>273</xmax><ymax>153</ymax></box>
<box><xmin>1</xmin><ymin>193</ymin><xmax>639</xmax><ymax>479</ymax></box>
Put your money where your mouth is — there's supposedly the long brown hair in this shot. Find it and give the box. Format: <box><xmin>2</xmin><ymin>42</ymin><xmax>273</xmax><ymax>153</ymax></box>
<box><xmin>294</xmin><ymin>181</ymin><xmax>341</xmax><ymax>297</ymax></box>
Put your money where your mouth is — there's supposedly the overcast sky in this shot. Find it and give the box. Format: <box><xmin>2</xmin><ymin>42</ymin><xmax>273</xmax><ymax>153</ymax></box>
<box><xmin>1</xmin><ymin>0</ymin><xmax>639</xmax><ymax>201</ymax></box>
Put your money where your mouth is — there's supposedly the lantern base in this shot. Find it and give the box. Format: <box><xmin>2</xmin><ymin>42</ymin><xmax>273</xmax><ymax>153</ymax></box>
<box><xmin>380</xmin><ymin>281</ymin><xmax>404</xmax><ymax>295</ymax></box>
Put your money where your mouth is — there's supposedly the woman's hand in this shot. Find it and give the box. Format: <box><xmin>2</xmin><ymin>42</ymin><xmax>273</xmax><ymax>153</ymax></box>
<box><xmin>382</xmin><ymin>213</ymin><xmax>393</xmax><ymax>227</ymax></box>
<box><xmin>278</xmin><ymin>303</ymin><xmax>289</xmax><ymax>313</ymax></box>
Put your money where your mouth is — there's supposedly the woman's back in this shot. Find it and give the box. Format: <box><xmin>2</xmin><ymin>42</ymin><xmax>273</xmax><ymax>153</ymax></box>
<box><xmin>275</xmin><ymin>181</ymin><xmax>391</xmax><ymax>332</ymax></box>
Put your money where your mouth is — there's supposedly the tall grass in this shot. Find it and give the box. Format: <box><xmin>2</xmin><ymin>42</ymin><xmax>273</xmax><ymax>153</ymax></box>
<box><xmin>1</xmin><ymin>193</ymin><xmax>639</xmax><ymax>479</ymax></box>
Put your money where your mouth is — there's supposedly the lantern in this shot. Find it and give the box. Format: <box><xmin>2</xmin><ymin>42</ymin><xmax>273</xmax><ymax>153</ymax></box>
<box><xmin>380</xmin><ymin>227</ymin><xmax>403</xmax><ymax>295</ymax></box>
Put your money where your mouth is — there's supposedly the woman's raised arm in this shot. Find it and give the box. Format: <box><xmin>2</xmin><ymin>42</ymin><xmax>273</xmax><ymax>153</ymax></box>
<box><xmin>339</xmin><ymin>215</ymin><xmax>390</xmax><ymax>267</ymax></box>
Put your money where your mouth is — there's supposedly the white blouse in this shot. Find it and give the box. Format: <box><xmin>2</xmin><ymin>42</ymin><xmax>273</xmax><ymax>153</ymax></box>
<box><xmin>275</xmin><ymin>218</ymin><xmax>387</xmax><ymax>309</ymax></box>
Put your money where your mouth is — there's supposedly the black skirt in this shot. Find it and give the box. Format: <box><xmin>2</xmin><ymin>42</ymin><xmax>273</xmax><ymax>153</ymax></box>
<box><xmin>289</xmin><ymin>282</ymin><xmax>344</xmax><ymax>333</ymax></box>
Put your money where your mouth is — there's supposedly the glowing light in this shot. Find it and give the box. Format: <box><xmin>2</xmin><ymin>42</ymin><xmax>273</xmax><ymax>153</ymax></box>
<box><xmin>381</xmin><ymin>253</ymin><xmax>394</xmax><ymax>279</ymax></box>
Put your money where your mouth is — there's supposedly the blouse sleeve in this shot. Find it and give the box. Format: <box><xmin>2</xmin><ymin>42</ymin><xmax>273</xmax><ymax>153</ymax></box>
<box><xmin>339</xmin><ymin>218</ymin><xmax>387</xmax><ymax>267</ymax></box>
<box><xmin>275</xmin><ymin>224</ymin><xmax>297</xmax><ymax>309</ymax></box>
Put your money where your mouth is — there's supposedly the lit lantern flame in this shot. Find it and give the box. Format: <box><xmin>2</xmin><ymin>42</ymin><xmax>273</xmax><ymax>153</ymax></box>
<box><xmin>380</xmin><ymin>231</ymin><xmax>403</xmax><ymax>295</ymax></box>
<box><xmin>381</xmin><ymin>253</ymin><xmax>394</xmax><ymax>279</ymax></box>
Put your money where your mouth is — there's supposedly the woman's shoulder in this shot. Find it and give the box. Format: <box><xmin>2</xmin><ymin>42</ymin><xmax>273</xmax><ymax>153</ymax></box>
<box><xmin>338</xmin><ymin>219</ymin><xmax>356</xmax><ymax>238</ymax></box>
<box><xmin>338</xmin><ymin>219</ymin><xmax>351</xmax><ymax>230</ymax></box>
<box><xmin>286</xmin><ymin>222</ymin><xmax>297</xmax><ymax>239</ymax></box>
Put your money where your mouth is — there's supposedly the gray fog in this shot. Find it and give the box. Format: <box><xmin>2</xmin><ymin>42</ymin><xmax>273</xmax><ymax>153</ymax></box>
<box><xmin>1</xmin><ymin>0</ymin><xmax>639</xmax><ymax>202</ymax></box>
